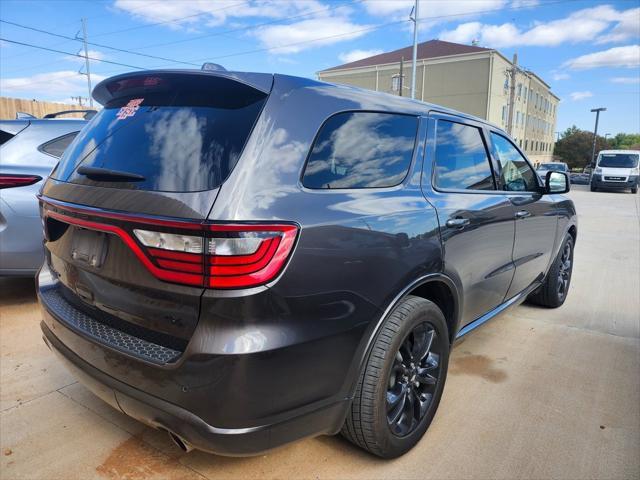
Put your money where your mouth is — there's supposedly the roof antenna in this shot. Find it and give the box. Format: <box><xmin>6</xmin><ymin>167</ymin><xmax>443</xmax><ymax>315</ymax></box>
<box><xmin>201</xmin><ymin>63</ymin><xmax>227</xmax><ymax>72</ymax></box>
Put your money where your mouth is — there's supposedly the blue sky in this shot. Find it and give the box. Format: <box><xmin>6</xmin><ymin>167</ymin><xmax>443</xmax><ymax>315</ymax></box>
<box><xmin>1</xmin><ymin>0</ymin><xmax>638</xmax><ymax>134</ymax></box>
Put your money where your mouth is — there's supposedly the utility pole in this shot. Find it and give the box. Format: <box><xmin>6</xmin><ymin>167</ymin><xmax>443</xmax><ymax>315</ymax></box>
<box><xmin>409</xmin><ymin>0</ymin><xmax>419</xmax><ymax>99</ymax></box>
<box><xmin>399</xmin><ymin>56</ymin><xmax>404</xmax><ymax>97</ymax></box>
<box><xmin>590</xmin><ymin>107</ymin><xmax>606</xmax><ymax>167</ymax></box>
<box><xmin>506</xmin><ymin>53</ymin><xmax>518</xmax><ymax>135</ymax></box>
<box><xmin>81</xmin><ymin>18</ymin><xmax>93</xmax><ymax>107</ymax></box>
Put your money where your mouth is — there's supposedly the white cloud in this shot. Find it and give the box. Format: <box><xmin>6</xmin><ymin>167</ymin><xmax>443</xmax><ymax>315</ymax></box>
<box><xmin>552</xmin><ymin>72</ymin><xmax>570</xmax><ymax>81</ymax></box>
<box><xmin>252</xmin><ymin>16</ymin><xmax>371</xmax><ymax>54</ymax></box>
<box><xmin>438</xmin><ymin>5</ymin><xmax>638</xmax><ymax>48</ymax></box>
<box><xmin>0</xmin><ymin>71</ymin><xmax>107</xmax><ymax>99</ymax></box>
<box><xmin>597</xmin><ymin>7</ymin><xmax>640</xmax><ymax>44</ymax></box>
<box><xmin>563</xmin><ymin>45</ymin><xmax>640</xmax><ymax>70</ymax></box>
<box><xmin>511</xmin><ymin>0</ymin><xmax>540</xmax><ymax>7</ymax></box>
<box><xmin>114</xmin><ymin>0</ymin><xmax>334</xmax><ymax>29</ymax></box>
<box><xmin>363</xmin><ymin>0</ymin><xmax>507</xmax><ymax>26</ymax></box>
<box><xmin>610</xmin><ymin>76</ymin><xmax>640</xmax><ymax>84</ymax></box>
<box><xmin>86</xmin><ymin>50</ymin><xmax>106</xmax><ymax>61</ymax></box>
<box><xmin>65</xmin><ymin>49</ymin><xmax>106</xmax><ymax>62</ymax></box>
<box><xmin>338</xmin><ymin>49</ymin><xmax>383</xmax><ymax>64</ymax></box>
<box><xmin>569</xmin><ymin>91</ymin><xmax>593</xmax><ymax>101</ymax></box>
<box><xmin>115</xmin><ymin>0</ymin><xmax>370</xmax><ymax>55</ymax></box>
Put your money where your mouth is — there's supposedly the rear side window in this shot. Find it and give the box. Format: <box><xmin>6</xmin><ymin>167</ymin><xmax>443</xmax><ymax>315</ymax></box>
<box><xmin>39</xmin><ymin>132</ymin><xmax>79</xmax><ymax>158</ymax></box>
<box><xmin>0</xmin><ymin>130</ymin><xmax>14</xmax><ymax>145</ymax></box>
<box><xmin>433</xmin><ymin>120</ymin><xmax>495</xmax><ymax>191</ymax></box>
<box><xmin>52</xmin><ymin>74</ymin><xmax>268</xmax><ymax>192</ymax></box>
<box><xmin>302</xmin><ymin>112</ymin><xmax>418</xmax><ymax>189</ymax></box>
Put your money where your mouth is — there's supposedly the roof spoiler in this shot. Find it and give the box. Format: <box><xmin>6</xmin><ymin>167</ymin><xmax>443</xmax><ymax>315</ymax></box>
<box><xmin>92</xmin><ymin>69</ymin><xmax>273</xmax><ymax>105</ymax></box>
<box><xmin>15</xmin><ymin>112</ymin><xmax>37</xmax><ymax>120</ymax></box>
<box><xmin>43</xmin><ymin>109</ymin><xmax>98</xmax><ymax>120</ymax></box>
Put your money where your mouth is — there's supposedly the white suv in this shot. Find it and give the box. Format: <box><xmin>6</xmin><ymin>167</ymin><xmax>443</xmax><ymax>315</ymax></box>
<box><xmin>591</xmin><ymin>150</ymin><xmax>639</xmax><ymax>194</ymax></box>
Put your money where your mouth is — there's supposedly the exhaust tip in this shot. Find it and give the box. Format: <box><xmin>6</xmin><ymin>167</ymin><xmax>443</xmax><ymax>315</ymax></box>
<box><xmin>167</xmin><ymin>431</ymin><xmax>193</xmax><ymax>453</ymax></box>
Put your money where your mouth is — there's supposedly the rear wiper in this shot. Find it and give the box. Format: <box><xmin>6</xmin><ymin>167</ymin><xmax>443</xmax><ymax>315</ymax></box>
<box><xmin>77</xmin><ymin>166</ymin><xmax>145</xmax><ymax>182</ymax></box>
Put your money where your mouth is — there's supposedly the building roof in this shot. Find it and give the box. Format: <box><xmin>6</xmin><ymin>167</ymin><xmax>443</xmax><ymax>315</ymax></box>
<box><xmin>321</xmin><ymin>39</ymin><xmax>492</xmax><ymax>72</ymax></box>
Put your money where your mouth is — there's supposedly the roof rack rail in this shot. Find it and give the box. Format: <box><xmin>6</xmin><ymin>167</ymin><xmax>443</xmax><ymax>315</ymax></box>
<box><xmin>43</xmin><ymin>109</ymin><xmax>98</xmax><ymax>120</ymax></box>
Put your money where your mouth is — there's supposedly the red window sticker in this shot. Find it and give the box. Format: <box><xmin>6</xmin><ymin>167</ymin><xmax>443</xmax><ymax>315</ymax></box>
<box><xmin>116</xmin><ymin>98</ymin><xmax>144</xmax><ymax>120</ymax></box>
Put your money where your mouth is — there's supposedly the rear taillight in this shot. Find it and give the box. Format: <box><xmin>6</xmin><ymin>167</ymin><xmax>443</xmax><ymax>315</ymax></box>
<box><xmin>0</xmin><ymin>174</ymin><xmax>42</xmax><ymax>189</ymax></box>
<box><xmin>132</xmin><ymin>225</ymin><xmax>297</xmax><ymax>288</ymax></box>
<box><xmin>41</xmin><ymin>197</ymin><xmax>299</xmax><ymax>289</ymax></box>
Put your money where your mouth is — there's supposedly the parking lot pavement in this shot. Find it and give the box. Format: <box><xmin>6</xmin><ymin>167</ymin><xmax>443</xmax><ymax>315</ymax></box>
<box><xmin>1</xmin><ymin>185</ymin><xmax>638</xmax><ymax>480</ymax></box>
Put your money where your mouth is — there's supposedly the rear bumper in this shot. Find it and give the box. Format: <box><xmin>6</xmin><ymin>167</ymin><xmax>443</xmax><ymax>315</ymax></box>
<box><xmin>36</xmin><ymin>260</ymin><xmax>367</xmax><ymax>455</ymax></box>
<box><xmin>591</xmin><ymin>175</ymin><xmax>639</xmax><ymax>189</ymax></box>
<box><xmin>41</xmin><ymin>320</ymin><xmax>347</xmax><ymax>455</ymax></box>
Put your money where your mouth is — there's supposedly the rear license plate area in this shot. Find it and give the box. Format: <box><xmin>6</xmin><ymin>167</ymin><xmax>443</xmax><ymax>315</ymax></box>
<box><xmin>71</xmin><ymin>227</ymin><xmax>109</xmax><ymax>268</ymax></box>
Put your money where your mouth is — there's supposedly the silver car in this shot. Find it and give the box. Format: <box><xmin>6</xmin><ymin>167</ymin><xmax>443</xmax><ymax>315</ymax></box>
<box><xmin>1</xmin><ymin>115</ymin><xmax>88</xmax><ymax>276</ymax></box>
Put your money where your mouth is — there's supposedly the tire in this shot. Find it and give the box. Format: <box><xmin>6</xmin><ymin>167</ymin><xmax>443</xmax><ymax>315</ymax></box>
<box><xmin>341</xmin><ymin>296</ymin><xmax>449</xmax><ymax>458</ymax></box>
<box><xmin>590</xmin><ymin>184</ymin><xmax>597</xmax><ymax>192</ymax></box>
<box><xmin>528</xmin><ymin>234</ymin><xmax>574</xmax><ymax>308</ymax></box>
<box><xmin>632</xmin><ymin>187</ymin><xmax>638</xmax><ymax>194</ymax></box>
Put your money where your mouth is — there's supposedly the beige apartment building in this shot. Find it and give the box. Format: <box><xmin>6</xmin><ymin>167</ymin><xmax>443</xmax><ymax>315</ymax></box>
<box><xmin>318</xmin><ymin>40</ymin><xmax>559</xmax><ymax>165</ymax></box>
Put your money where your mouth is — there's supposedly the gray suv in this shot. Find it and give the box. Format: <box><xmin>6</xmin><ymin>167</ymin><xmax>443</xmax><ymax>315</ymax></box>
<box><xmin>37</xmin><ymin>70</ymin><xmax>577</xmax><ymax>458</ymax></box>
<box><xmin>1</xmin><ymin>114</ymin><xmax>88</xmax><ymax>276</ymax></box>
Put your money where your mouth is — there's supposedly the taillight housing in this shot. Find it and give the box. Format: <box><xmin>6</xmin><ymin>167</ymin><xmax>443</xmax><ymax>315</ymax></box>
<box><xmin>0</xmin><ymin>174</ymin><xmax>42</xmax><ymax>189</ymax></box>
<box><xmin>40</xmin><ymin>197</ymin><xmax>299</xmax><ymax>289</ymax></box>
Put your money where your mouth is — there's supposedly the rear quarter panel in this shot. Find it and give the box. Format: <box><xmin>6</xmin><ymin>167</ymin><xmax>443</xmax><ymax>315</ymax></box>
<box><xmin>204</xmin><ymin>76</ymin><xmax>444</xmax><ymax>409</ymax></box>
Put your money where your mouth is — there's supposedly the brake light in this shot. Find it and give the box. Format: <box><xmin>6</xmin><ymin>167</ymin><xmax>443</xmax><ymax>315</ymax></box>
<box><xmin>0</xmin><ymin>174</ymin><xmax>42</xmax><ymax>189</ymax></box>
<box><xmin>205</xmin><ymin>225</ymin><xmax>298</xmax><ymax>289</ymax></box>
<box><xmin>40</xmin><ymin>197</ymin><xmax>298</xmax><ymax>289</ymax></box>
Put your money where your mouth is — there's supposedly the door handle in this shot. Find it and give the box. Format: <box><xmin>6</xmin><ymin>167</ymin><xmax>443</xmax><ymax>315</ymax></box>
<box><xmin>446</xmin><ymin>218</ymin><xmax>470</xmax><ymax>228</ymax></box>
<box><xmin>515</xmin><ymin>210</ymin><xmax>531</xmax><ymax>219</ymax></box>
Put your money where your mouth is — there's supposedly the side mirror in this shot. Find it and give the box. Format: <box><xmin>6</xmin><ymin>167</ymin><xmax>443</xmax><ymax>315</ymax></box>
<box><xmin>545</xmin><ymin>171</ymin><xmax>570</xmax><ymax>194</ymax></box>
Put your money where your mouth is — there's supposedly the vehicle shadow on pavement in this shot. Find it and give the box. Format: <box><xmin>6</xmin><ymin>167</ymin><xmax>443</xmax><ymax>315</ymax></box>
<box><xmin>0</xmin><ymin>277</ymin><xmax>36</xmax><ymax>307</ymax></box>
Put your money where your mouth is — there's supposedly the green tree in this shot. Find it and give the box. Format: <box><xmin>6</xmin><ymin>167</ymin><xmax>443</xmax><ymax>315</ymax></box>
<box><xmin>609</xmin><ymin>133</ymin><xmax>640</xmax><ymax>150</ymax></box>
<box><xmin>554</xmin><ymin>126</ymin><xmax>611</xmax><ymax>169</ymax></box>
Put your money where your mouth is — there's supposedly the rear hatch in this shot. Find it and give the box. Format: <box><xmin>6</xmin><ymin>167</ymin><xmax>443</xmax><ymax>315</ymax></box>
<box><xmin>39</xmin><ymin>71</ymin><xmax>271</xmax><ymax>358</ymax></box>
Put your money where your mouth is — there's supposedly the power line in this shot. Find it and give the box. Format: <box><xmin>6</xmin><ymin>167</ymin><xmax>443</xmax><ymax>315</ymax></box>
<box><xmin>0</xmin><ymin>19</ymin><xmax>200</xmax><ymax>66</ymax></box>
<box><xmin>0</xmin><ymin>38</ymin><xmax>146</xmax><ymax>70</ymax></box>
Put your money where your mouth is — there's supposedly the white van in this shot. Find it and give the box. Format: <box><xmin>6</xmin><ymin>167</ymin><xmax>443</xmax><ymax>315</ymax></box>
<box><xmin>591</xmin><ymin>150</ymin><xmax>639</xmax><ymax>193</ymax></box>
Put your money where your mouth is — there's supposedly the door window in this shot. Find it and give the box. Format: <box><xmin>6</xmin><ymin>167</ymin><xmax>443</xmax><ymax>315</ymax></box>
<box><xmin>490</xmin><ymin>132</ymin><xmax>539</xmax><ymax>192</ymax></box>
<box><xmin>433</xmin><ymin>120</ymin><xmax>495</xmax><ymax>191</ymax></box>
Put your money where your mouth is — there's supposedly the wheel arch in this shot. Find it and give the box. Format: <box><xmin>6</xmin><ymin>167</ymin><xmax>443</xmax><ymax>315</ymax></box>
<box><xmin>344</xmin><ymin>274</ymin><xmax>460</xmax><ymax>401</ymax></box>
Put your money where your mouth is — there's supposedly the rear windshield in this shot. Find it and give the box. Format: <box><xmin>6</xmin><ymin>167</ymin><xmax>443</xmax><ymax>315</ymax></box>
<box><xmin>52</xmin><ymin>74</ymin><xmax>268</xmax><ymax>192</ymax></box>
<box><xmin>598</xmin><ymin>153</ymin><xmax>639</xmax><ymax>168</ymax></box>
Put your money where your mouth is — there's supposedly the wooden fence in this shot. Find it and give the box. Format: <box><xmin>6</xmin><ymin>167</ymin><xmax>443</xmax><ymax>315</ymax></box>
<box><xmin>0</xmin><ymin>97</ymin><xmax>91</xmax><ymax>120</ymax></box>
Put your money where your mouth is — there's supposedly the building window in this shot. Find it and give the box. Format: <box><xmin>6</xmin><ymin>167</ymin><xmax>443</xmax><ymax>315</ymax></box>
<box><xmin>519</xmin><ymin>139</ymin><xmax>523</xmax><ymax>148</ymax></box>
<box><xmin>391</xmin><ymin>74</ymin><xmax>405</xmax><ymax>93</ymax></box>
<box><xmin>524</xmin><ymin>140</ymin><xmax>528</xmax><ymax>150</ymax></box>
<box><xmin>517</xmin><ymin>83</ymin><xmax>522</xmax><ymax>97</ymax></box>
<box><xmin>524</xmin><ymin>86</ymin><xmax>528</xmax><ymax>101</ymax></box>
<box><xmin>502</xmin><ymin>105</ymin><xmax>507</xmax><ymax>124</ymax></box>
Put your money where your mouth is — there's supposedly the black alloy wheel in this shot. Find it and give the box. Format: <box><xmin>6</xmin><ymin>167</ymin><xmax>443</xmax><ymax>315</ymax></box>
<box><xmin>556</xmin><ymin>241</ymin><xmax>572</xmax><ymax>302</ymax></box>
<box><xmin>386</xmin><ymin>322</ymin><xmax>442</xmax><ymax>437</ymax></box>
<box><xmin>341</xmin><ymin>296</ymin><xmax>449</xmax><ymax>458</ymax></box>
